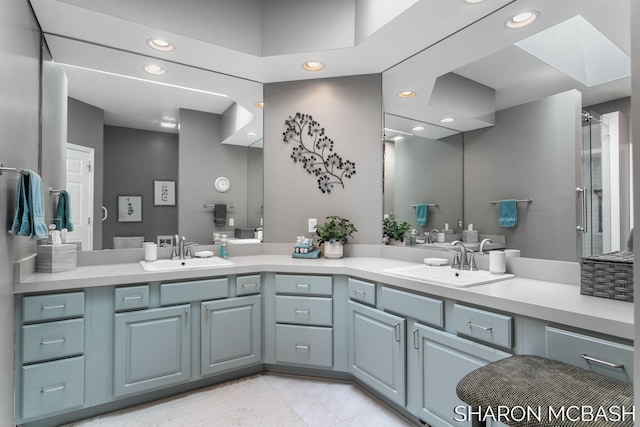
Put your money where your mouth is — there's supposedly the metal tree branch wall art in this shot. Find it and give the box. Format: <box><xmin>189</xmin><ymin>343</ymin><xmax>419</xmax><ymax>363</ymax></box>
<box><xmin>282</xmin><ymin>112</ymin><xmax>356</xmax><ymax>193</ymax></box>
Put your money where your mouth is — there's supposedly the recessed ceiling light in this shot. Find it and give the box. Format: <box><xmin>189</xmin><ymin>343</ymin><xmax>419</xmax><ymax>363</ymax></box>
<box><xmin>412</xmin><ymin>126</ymin><xmax>425</xmax><ymax>132</ymax></box>
<box><xmin>160</xmin><ymin>121</ymin><xmax>177</xmax><ymax>129</ymax></box>
<box><xmin>246</xmin><ymin>131</ymin><xmax>259</xmax><ymax>137</ymax></box>
<box><xmin>440</xmin><ymin>117</ymin><xmax>455</xmax><ymax>123</ymax></box>
<box><xmin>146</xmin><ymin>38</ymin><xmax>174</xmax><ymax>52</ymax></box>
<box><xmin>255</xmin><ymin>102</ymin><xmax>264</xmax><ymax>109</ymax></box>
<box><xmin>462</xmin><ymin>0</ymin><xmax>487</xmax><ymax>4</ymax></box>
<box><xmin>303</xmin><ymin>61</ymin><xmax>324</xmax><ymax>71</ymax></box>
<box><xmin>397</xmin><ymin>90</ymin><xmax>416</xmax><ymax>99</ymax></box>
<box><xmin>506</xmin><ymin>11</ymin><xmax>539</xmax><ymax>29</ymax></box>
<box><xmin>143</xmin><ymin>64</ymin><xmax>166</xmax><ymax>76</ymax></box>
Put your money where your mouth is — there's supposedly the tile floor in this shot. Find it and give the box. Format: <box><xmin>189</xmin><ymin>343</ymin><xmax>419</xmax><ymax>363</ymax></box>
<box><xmin>65</xmin><ymin>374</ymin><xmax>414</xmax><ymax>427</ymax></box>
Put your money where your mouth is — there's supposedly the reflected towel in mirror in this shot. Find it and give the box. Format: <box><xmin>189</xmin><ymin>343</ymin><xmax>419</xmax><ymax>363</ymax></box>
<box><xmin>498</xmin><ymin>199</ymin><xmax>518</xmax><ymax>227</ymax></box>
<box><xmin>415</xmin><ymin>204</ymin><xmax>429</xmax><ymax>226</ymax></box>
<box><xmin>213</xmin><ymin>204</ymin><xmax>227</xmax><ymax>226</ymax></box>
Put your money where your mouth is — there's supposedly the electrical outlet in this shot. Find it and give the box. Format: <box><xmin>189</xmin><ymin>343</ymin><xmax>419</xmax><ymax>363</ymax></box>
<box><xmin>308</xmin><ymin>218</ymin><xmax>317</xmax><ymax>233</ymax></box>
<box><xmin>229</xmin><ymin>218</ymin><xmax>234</xmax><ymax>227</ymax></box>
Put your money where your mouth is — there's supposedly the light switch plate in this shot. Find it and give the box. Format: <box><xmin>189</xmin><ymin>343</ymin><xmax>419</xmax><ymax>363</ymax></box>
<box><xmin>308</xmin><ymin>218</ymin><xmax>317</xmax><ymax>233</ymax></box>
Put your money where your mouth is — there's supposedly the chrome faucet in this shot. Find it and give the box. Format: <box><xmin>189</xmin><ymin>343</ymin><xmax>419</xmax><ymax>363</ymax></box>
<box><xmin>469</xmin><ymin>238</ymin><xmax>493</xmax><ymax>271</ymax></box>
<box><xmin>427</xmin><ymin>229</ymin><xmax>439</xmax><ymax>244</ymax></box>
<box><xmin>172</xmin><ymin>235</ymin><xmax>194</xmax><ymax>260</ymax></box>
<box><xmin>451</xmin><ymin>240</ymin><xmax>468</xmax><ymax>270</ymax></box>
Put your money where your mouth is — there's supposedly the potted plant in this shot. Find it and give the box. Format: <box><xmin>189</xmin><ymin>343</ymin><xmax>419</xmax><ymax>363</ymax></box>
<box><xmin>314</xmin><ymin>215</ymin><xmax>358</xmax><ymax>258</ymax></box>
<box><xmin>383</xmin><ymin>217</ymin><xmax>411</xmax><ymax>246</ymax></box>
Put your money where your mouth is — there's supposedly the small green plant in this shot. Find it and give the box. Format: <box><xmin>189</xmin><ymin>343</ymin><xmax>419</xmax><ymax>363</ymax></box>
<box><xmin>383</xmin><ymin>217</ymin><xmax>411</xmax><ymax>242</ymax></box>
<box><xmin>315</xmin><ymin>216</ymin><xmax>358</xmax><ymax>245</ymax></box>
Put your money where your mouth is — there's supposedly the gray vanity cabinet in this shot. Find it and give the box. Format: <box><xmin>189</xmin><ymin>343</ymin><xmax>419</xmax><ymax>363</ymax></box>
<box><xmin>410</xmin><ymin>322</ymin><xmax>510</xmax><ymax>427</ymax></box>
<box><xmin>348</xmin><ymin>300</ymin><xmax>405</xmax><ymax>407</ymax></box>
<box><xmin>113</xmin><ymin>305</ymin><xmax>191</xmax><ymax>397</ymax></box>
<box><xmin>201</xmin><ymin>295</ymin><xmax>261</xmax><ymax>376</ymax></box>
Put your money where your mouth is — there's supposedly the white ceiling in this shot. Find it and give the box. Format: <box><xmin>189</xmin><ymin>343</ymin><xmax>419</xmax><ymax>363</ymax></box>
<box><xmin>29</xmin><ymin>0</ymin><xmax>630</xmax><ymax>143</ymax></box>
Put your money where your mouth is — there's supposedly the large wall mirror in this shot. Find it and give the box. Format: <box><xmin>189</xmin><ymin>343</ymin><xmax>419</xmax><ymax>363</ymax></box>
<box><xmin>382</xmin><ymin>0</ymin><xmax>631</xmax><ymax>262</ymax></box>
<box><xmin>42</xmin><ymin>35</ymin><xmax>263</xmax><ymax>250</ymax></box>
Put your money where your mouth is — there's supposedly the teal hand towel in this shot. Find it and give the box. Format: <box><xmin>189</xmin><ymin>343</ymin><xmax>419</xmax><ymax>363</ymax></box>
<box><xmin>498</xmin><ymin>199</ymin><xmax>518</xmax><ymax>227</ymax></box>
<box><xmin>9</xmin><ymin>170</ymin><xmax>48</xmax><ymax>240</ymax></box>
<box><xmin>416</xmin><ymin>204</ymin><xmax>429</xmax><ymax>226</ymax></box>
<box><xmin>54</xmin><ymin>191</ymin><xmax>74</xmax><ymax>231</ymax></box>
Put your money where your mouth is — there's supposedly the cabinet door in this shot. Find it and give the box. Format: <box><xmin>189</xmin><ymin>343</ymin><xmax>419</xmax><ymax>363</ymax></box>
<box><xmin>348</xmin><ymin>301</ymin><xmax>405</xmax><ymax>407</ymax></box>
<box><xmin>114</xmin><ymin>305</ymin><xmax>191</xmax><ymax>397</ymax></box>
<box><xmin>201</xmin><ymin>295</ymin><xmax>261</xmax><ymax>376</ymax></box>
<box><xmin>412</xmin><ymin>323</ymin><xmax>510</xmax><ymax>427</ymax></box>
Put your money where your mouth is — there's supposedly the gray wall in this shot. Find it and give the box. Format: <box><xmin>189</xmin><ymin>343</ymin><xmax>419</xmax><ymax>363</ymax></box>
<box><xmin>464</xmin><ymin>90</ymin><xmax>582</xmax><ymax>261</ymax></box>
<box><xmin>0</xmin><ymin>1</ymin><xmax>41</xmax><ymax>425</ymax></box>
<box><xmin>263</xmin><ymin>74</ymin><xmax>383</xmax><ymax>244</ymax></box>
<box><xmin>179</xmin><ymin>109</ymin><xmax>250</xmax><ymax>244</ymax></box>
<box><xmin>67</xmin><ymin>97</ymin><xmax>105</xmax><ymax>249</ymax></box>
<box><xmin>392</xmin><ymin>133</ymin><xmax>463</xmax><ymax>233</ymax></box>
<box><xmin>103</xmin><ymin>125</ymin><xmax>178</xmax><ymax>248</ymax></box>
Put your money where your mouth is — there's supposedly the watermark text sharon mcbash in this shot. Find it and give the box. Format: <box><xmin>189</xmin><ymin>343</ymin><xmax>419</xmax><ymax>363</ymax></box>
<box><xmin>454</xmin><ymin>405</ymin><xmax>635</xmax><ymax>423</ymax></box>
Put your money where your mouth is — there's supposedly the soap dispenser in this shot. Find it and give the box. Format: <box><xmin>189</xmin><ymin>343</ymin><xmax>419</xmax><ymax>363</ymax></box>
<box><xmin>462</xmin><ymin>224</ymin><xmax>478</xmax><ymax>243</ymax></box>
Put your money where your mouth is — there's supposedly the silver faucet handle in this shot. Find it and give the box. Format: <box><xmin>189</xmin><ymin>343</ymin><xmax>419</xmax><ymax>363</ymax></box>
<box><xmin>450</xmin><ymin>251</ymin><xmax>461</xmax><ymax>269</ymax></box>
<box><xmin>184</xmin><ymin>242</ymin><xmax>199</xmax><ymax>258</ymax></box>
<box><xmin>469</xmin><ymin>251</ymin><xmax>479</xmax><ymax>271</ymax></box>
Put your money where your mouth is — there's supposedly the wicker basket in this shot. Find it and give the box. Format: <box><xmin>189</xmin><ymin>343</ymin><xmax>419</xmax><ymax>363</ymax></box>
<box><xmin>580</xmin><ymin>251</ymin><xmax>634</xmax><ymax>302</ymax></box>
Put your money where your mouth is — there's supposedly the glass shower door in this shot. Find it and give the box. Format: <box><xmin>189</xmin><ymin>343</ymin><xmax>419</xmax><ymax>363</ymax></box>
<box><xmin>580</xmin><ymin>110</ymin><xmax>602</xmax><ymax>257</ymax></box>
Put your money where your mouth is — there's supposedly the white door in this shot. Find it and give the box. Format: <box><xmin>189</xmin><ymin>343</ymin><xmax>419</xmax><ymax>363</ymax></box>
<box><xmin>65</xmin><ymin>143</ymin><xmax>94</xmax><ymax>251</ymax></box>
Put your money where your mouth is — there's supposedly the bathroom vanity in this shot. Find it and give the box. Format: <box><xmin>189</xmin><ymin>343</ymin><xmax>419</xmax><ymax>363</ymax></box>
<box><xmin>13</xmin><ymin>253</ymin><xmax>633</xmax><ymax>427</ymax></box>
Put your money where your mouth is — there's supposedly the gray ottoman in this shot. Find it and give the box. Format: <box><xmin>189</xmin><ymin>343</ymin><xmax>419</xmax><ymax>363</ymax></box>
<box><xmin>456</xmin><ymin>355</ymin><xmax>633</xmax><ymax>427</ymax></box>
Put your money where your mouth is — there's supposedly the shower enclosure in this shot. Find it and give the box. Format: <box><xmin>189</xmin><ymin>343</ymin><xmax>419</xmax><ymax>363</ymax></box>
<box><xmin>580</xmin><ymin>109</ymin><xmax>632</xmax><ymax>257</ymax></box>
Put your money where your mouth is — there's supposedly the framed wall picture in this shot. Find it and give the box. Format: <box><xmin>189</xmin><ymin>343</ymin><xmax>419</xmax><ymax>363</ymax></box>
<box><xmin>154</xmin><ymin>180</ymin><xmax>176</xmax><ymax>206</ymax></box>
<box><xmin>118</xmin><ymin>195</ymin><xmax>142</xmax><ymax>222</ymax></box>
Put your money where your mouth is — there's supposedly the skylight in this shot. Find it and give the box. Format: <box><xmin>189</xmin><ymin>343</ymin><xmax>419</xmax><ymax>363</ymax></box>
<box><xmin>514</xmin><ymin>15</ymin><xmax>630</xmax><ymax>87</ymax></box>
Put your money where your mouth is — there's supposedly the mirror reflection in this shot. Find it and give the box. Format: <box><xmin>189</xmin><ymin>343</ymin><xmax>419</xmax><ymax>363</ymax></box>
<box><xmin>382</xmin><ymin>0</ymin><xmax>631</xmax><ymax>262</ymax></box>
<box><xmin>44</xmin><ymin>36</ymin><xmax>264</xmax><ymax>250</ymax></box>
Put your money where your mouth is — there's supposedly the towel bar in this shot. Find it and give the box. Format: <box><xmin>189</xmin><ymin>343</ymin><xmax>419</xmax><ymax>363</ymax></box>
<box><xmin>488</xmin><ymin>198</ymin><xmax>532</xmax><ymax>204</ymax></box>
<box><xmin>203</xmin><ymin>203</ymin><xmax>234</xmax><ymax>209</ymax></box>
<box><xmin>0</xmin><ymin>163</ymin><xmax>29</xmax><ymax>176</ymax></box>
<box><xmin>410</xmin><ymin>203</ymin><xmax>439</xmax><ymax>207</ymax></box>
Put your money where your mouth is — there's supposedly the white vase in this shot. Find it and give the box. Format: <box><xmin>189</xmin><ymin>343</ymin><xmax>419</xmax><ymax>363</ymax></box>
<box><xmin>323</xmin><ymin>242</ymin><xmax>344</xmax><ymax>259</ymax></box>
<box><xmin>387</xmin><ymin>238</ymin><xmax>405</xmax><ymax>247</ymax></box>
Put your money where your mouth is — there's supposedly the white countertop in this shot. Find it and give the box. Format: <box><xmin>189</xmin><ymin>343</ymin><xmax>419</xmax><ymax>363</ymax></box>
<box><xmin>15</xmin><ymin>254</ymin><xmax>634</xmax><ymax>341</ymax></box>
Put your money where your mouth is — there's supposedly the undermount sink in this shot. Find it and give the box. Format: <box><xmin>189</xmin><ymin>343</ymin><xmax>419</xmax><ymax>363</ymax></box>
<box><xmin>381</xmin><ymin>264</ymin><xmax>514</xmax><ymax>287</ymax></box>
<box><xmin>139</xmin><ymin>257</ymin><xmax>233</xmax><ymax>272</ymax></box>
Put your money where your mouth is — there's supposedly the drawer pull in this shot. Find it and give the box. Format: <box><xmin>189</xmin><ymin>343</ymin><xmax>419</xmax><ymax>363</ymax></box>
<box><xmin>41</xmin><ymin>304</ymin><xmax>66</xmax><ymax>310</ymax></box>
<box><xmin>295</xmin><ymin>309</ymin><xmax>310</xmax><ymax>315</ymax></box>
<box><xmin>394</xmin><ymin>322</ymin><xmax>401</xmax><ymax>342</ymax></box>
<box><xmin>205</xmin><ymin>306</ymin><xmax>209</xmax><ymax>323</ymax></box>
<box><xmin>242</xmin><ymin>283</ymin><xmax>258</xmax><ymax>288</ymax></box>
<box><xmin>122</xmin><ymin>295</ymin><xmax>143</xmax><ymax>301</ymax></box>
<box><xmin>295</xmin><ymin>344</ymin><xmax>310</xmax><ymax>350</ymax></box>
<box><xmin>413</xmin><ymin>329</ymin><xmax>419</xmax><ymax>350</ymax></box>
<box><xmin>295</xmin><ymin>283</ymin><xmax>310</xmax><ymax>289</ymax></box>
<box><xmin>41</xmin><ymin>384</ymin><xmax>65</xmax><ymax>393</ymax></box>
<box><xmin>466</xmin><ymin>321</ymin><xmax>492</xmax><ymax>331</ymax></box>
<box><xmin>352</xmin><ymin>289</ymin><xmax>366</xmax><ymax>296</ymax></box>
<box><xmin>185</xmin><ymin>308</ymin><xmax>190</xmax><ymax>326</ymax></box>
<box><xmin>581</xmin><ymin>354</ymin><xmax>623</xmax><ymax>369</ymax></box>
<box><xmin>40</xmin><ymin>338</ymin><xmax>65</xmax><ymax>345</ymax></box>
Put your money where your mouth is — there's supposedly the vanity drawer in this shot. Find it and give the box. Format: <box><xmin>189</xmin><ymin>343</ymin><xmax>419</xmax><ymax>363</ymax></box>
<box><xmin>236</xmin><ymin>274</ymin><xmax>261</xmax><ymax>296</ymax></box>
<box><xmin>275</xmin><ymin>274</ymin><xmax>332</xmax><ymax>296</ymax></box>
<box><xmin>22</xmin><ymin>318</ymin><xmax>84</xmax><ymax>364</ymax></box>
<box><xmin>381</xmin><ymin>286</ymin><xmax>443</xmax><ymax>328</ymax></box>
<box><xmin>23</xmin><ymin>292</ymin><xmax>85</xmax><ymax>323</ymax></box>
<box><xmin>453</xmin><ymin>304</ymin><xmax>512</xmax><ymax>349</ymax></box>
<box><xmin>161</xmin><ymin>278</ymin><xmax>228</xmax><ymax>305</ymax></box>
<box><xmin>114</xmin><ymin>285</ymin><xmax>150</xmax><ymax>311</ymax></box>
<box><xmin>22</xmin><ymin>356</ymin><xmax>85</xmax><ymax>420</ymax></box>
<box><xmin>275</xmin><ymin>296</ymin><xmax>333</xmax><ymax>326</ymax></box>
<box><xmin>348</xmin><ymin>278</ymin><xmax>376</xmax><ymax>306</ymax></box>
<box><xmin>545</xmin><ymin>326</ymin><xmax>633</xmax><ymax>383</ymax></box>
<box><xmin>276</xmin><ymin>324</ymin><xmax>333</xmax><ymax>368</ymax></box>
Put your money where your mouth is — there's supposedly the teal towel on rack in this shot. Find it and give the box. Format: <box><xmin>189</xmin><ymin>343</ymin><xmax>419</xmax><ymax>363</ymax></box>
<box><xmin>416</xmin><ymin>204</ymin><xmax>429</xmax><ymax>226</ymax></box>
<box><xmin>9</xmin><ymin>170</ymin><xmax>48</xmax><ymax>240</ymax></box>
<box><xmin>54</xmin><ymin>191</ymin><xmax>74</xmax><ymax>231</ymax></box>
<box><xmin>498</xmin><ymin>199</ymin><xmax>518</xmax><ymax>227</ymax></box>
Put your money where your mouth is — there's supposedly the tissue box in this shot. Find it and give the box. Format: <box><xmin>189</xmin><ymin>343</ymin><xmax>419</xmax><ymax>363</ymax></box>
<box><xmin>36</xmin><ymin>244</ymin><xmax>77</xmax><ymax>273</ymax></box>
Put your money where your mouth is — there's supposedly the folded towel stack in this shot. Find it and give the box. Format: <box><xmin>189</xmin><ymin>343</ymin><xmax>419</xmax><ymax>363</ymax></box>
<box><xmin>416</xmin><ymin>204</ymin><xmax>429</xmax><ymax>226</ymax></box>
<box><xmin>498</xmin><ymin>199</ymin><xmax>518</xmax><ymax>227</ymax></box>
<box><xmin>291</xmin><ymin>236</ymin><xmax>320</xmax><ymax>259</ymax></box>
<box><xmin>9</xmin><ymin>169</ymin><xmax>48</xmax><ymax>240</ymax></box>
